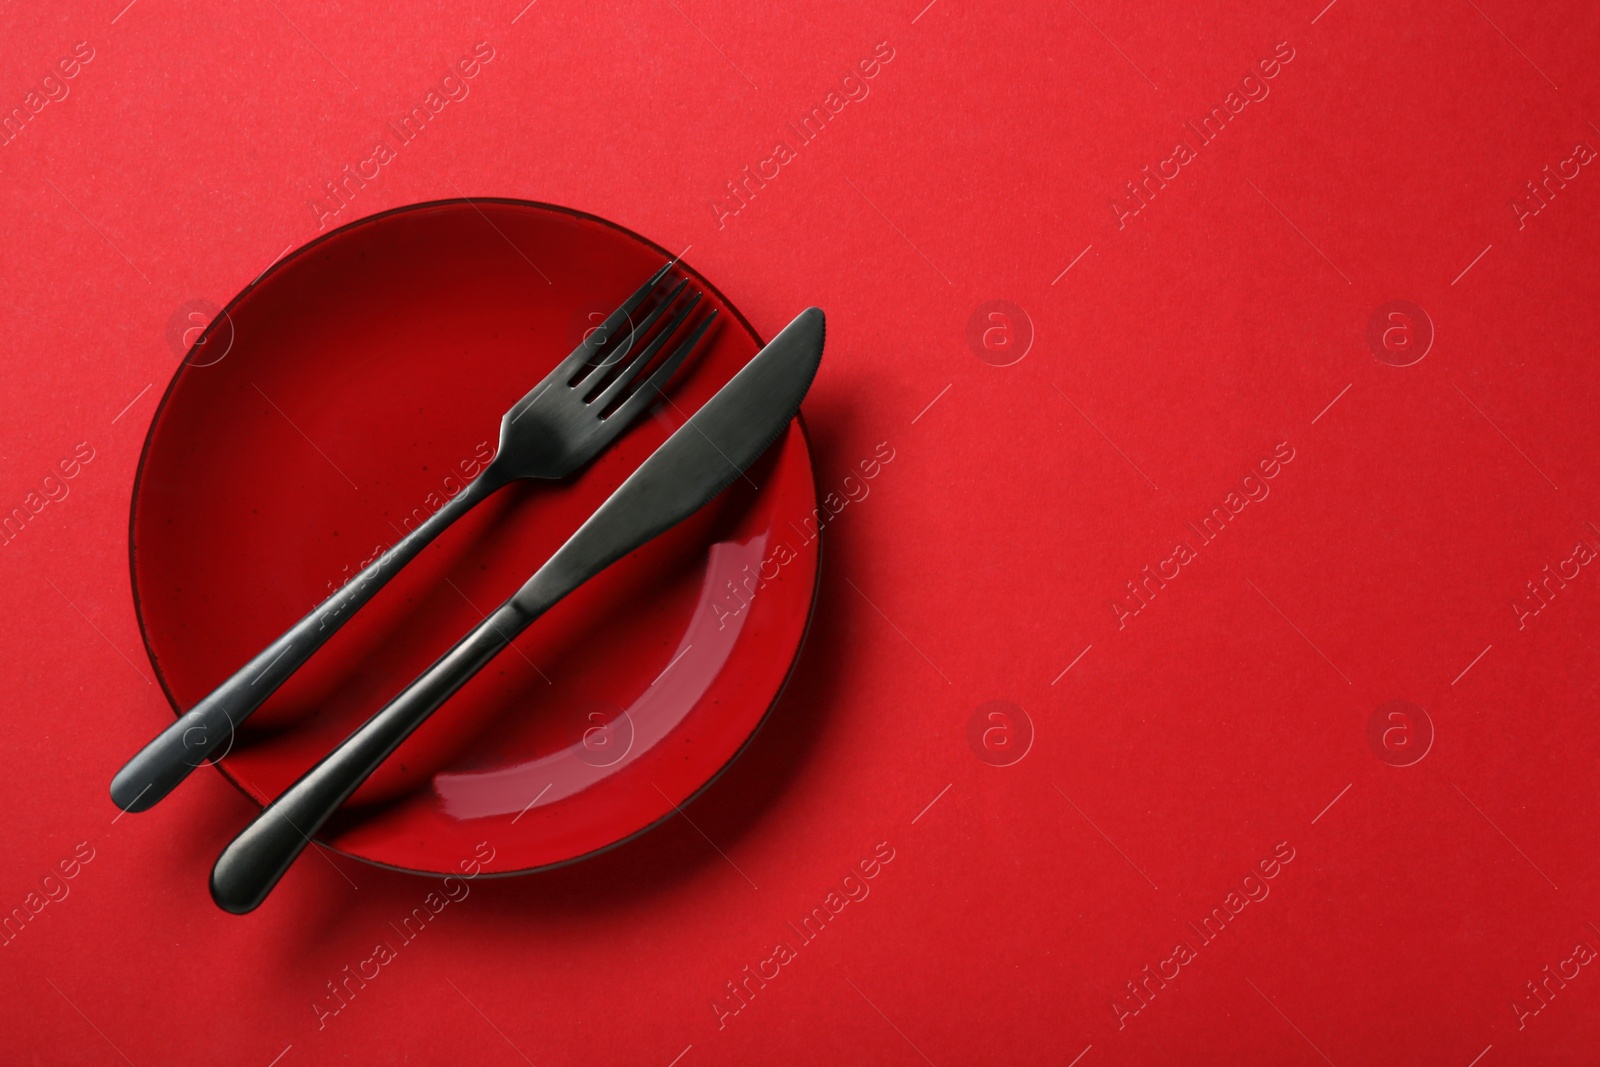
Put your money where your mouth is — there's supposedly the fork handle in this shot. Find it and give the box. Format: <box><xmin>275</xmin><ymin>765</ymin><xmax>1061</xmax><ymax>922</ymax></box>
<box><xmin>210</xmin><ymin>598</ymin><xmax>538</xmax><ymax>913</ymax></box>
<box><xmin>110</xmin><ymin>466</ymin><xmax>506</xmax><ymax>814</ymax></box>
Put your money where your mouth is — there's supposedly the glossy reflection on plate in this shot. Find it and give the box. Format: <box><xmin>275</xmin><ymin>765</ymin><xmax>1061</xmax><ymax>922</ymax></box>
<box><xmin>130</xmin><ymin>199</ymin><xmax>820</xmax><ymax>875</ymax></box>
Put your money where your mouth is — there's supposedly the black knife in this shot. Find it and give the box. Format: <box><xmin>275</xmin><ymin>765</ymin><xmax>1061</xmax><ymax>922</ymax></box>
<box><xmin>210</xmin><ymin>307</ymin><xmax>825</xmax><ymax>913</ymax></box>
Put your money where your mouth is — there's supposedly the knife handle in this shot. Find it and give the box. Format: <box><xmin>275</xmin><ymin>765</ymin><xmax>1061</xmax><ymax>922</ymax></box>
<box><xmin>110</xmin><ymin>468</ymin><xmax>505</xmax><ymax>815</ymax></box>
<box><xmin>210</xmin><ymin>597</ymin><xmax>535</xmax><ymax>914</ymax></box>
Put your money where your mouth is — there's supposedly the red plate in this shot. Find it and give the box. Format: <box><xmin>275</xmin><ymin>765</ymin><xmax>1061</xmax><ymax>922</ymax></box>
<box><xmin>129</xmin><ymin>199</ymin><xmax>820</xmax><ymax>875</ymax></box>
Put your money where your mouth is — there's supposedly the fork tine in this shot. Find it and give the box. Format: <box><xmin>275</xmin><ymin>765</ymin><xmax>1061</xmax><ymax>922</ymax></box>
<box><xmin>589</xmin><ymin>291</ymin><xmax>701</xmax><ymax>407</ymax></box>
<box><xmin>553</xmin><ymin>259</ymin><xmax>676</xmax><ymax>380</ymax></box>
<box><xmin>603</xmin><ymin>309</ymin><xmax>718</xmax><ymax>423</ymax></box>
<box><xmin>571</xmin><ymin>278</ymin><xmax>688</xmax><ymax>387</ymax></box>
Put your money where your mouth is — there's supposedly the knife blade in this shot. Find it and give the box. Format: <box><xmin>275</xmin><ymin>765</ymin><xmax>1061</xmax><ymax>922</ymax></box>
<box><xmin>510</xmin><ymin>305</ymin><xmax>824</xmax><ymax>619</ymax></box>
<box><xmin>210</xmin><ymin>307</ymin><xmax>825</xmax><ymax>913</ymax></box>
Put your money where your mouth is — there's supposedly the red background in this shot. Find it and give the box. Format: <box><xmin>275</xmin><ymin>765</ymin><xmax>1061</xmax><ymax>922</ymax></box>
<box><xmin>3</xmin><ymin>0</ymin><xmax>1600</xmax><ymax>1063</ymax></box>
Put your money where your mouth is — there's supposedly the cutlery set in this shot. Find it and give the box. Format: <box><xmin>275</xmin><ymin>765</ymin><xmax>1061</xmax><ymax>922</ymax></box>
<box><xmin>111</xmin><ymin>262</ymin><xmax>825</xmax><ymax>913</ymax></box>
